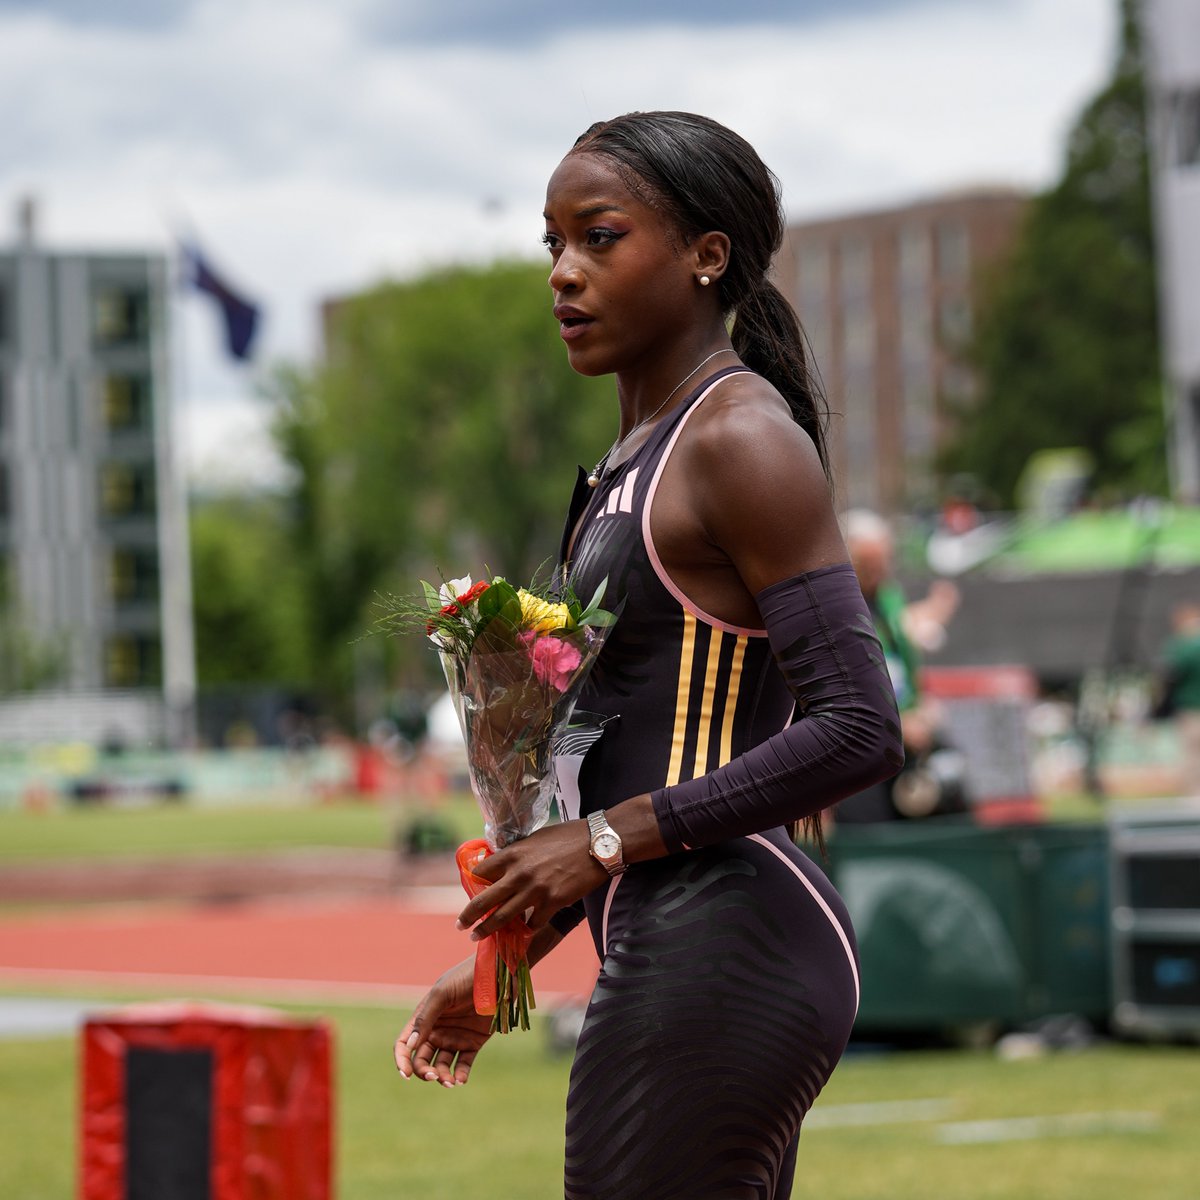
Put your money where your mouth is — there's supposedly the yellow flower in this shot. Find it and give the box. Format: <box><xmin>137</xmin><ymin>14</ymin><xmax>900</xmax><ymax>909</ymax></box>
<box><xmin>517</xmin><ymin>589</ymin><xmax>573</xmax><ymax>635</ymax></box>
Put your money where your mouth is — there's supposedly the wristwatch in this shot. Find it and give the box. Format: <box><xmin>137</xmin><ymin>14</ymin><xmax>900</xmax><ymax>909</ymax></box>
<box><xmin>586</xmin><ymin>810</ymin><xmax>626</xmax><ymax>877</ymax></box>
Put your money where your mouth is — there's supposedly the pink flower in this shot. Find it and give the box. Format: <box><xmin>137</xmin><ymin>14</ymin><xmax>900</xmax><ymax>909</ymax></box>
<box><xmin>521</xmin><ymin>633</ymin><xmax>583</xmax><ymax>692</ymax></box>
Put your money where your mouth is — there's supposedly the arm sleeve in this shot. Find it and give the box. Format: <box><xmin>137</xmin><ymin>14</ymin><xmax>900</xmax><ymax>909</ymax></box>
<box><xmin>651</xmin><ymin>562</ymin><xmax>904</xmax><ymax>852</ymax></box>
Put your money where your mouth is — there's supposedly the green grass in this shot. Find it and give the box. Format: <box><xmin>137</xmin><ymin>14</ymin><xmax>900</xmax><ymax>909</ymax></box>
<box><xmin>0</xmin><ymin>796</ymin><xmax>484</xmax><ymax>863</ymax></box>
<box><xmin>806</xmin><ymin>1041</ymin><xmax>1198</xmax><ymax>1200</ymax></box>
<box><xmin>1</xmin><ymin>790</ymin><xmax>1122</xmax><ymax>867</ymax></box>
<box><xmin>6</xmin><ymin>800</ymin><xmax>1190</xmax><ymax>1195</ymax></box>
<box><xmin>2</xmin><ymin>991</ymin><xmax>1197</xmax><ymax>1199</ymax></box>
<box><xmin>1039</xmin><ymin>791</ymin><xmax>1113</xmax><ymax>822</ymax></box>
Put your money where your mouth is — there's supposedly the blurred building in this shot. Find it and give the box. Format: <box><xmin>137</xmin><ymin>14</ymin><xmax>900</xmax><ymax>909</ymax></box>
<box><xmin>776</xmin><ymin>188</ymin><xmax>1028</xmax><ymax>514</ymax></box>
<box><xmin>0</xmin><ymin>203</ymin><xmax>194</xmax><ymax>746</ymax></box>
<box><xmin>1141</xmin><ymin>0</ymin><xmax>1200</xmax><ymax>502</ymax></box>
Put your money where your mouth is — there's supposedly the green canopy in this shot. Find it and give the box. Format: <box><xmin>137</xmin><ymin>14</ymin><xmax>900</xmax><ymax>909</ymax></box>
<box><xmin>999</xmin><ymin>507</ymin><xmax>1200</xmax><ymax>573</ymax></box>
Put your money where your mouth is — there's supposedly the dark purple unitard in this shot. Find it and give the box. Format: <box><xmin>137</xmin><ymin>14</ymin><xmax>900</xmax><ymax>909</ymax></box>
<box><xmin>554</xmin><ymin>367</ymin><xmax>901</xmax><ymax>1200</ymax></box>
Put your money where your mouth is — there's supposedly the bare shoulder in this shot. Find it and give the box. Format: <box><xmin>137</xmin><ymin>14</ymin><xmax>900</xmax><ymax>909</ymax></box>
<box><xmin>674</xmin><ymin>371</ymin><xmax>846</xmax><ymax>587</ymax></box>
<box><xmin>682</xmin><ymin>372</ymin><xmax>828</xmax><ymax>506</ymax></box>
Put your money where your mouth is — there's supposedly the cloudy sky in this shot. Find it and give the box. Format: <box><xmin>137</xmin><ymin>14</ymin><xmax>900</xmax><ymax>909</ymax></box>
<box><xmin>1</xmin><ymin>0</ymin><xmax>1118</xmax><ymax>485</ymax></box>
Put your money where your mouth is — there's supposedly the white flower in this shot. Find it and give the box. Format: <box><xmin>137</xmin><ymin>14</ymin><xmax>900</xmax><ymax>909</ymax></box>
<box><xmin>439</xmin><ymin>575</ymin><xmax>473</xmax><ymax>606</ymax></box>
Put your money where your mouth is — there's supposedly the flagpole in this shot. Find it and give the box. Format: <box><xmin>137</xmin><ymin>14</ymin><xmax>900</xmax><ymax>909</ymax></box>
<box><xmin>156</xmin><ymin>218</ymin><xmax>264</xmax><ymax>750</ymax></box>
<box><xmin>158</xmin><ymin>237</ymin><xmax>199</xmax><ymax>750</ymax></box>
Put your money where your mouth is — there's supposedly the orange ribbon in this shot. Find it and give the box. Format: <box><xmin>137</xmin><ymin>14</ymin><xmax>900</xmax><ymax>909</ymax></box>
<box><xmin>455</xmin><ymin>838</ymin><xmax>534</xmax><ymax>1017</ymax></box>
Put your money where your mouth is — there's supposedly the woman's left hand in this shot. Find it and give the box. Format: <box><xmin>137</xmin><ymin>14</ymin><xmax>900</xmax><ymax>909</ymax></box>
<box><xmin>456</xmin><ymin>820</ymin><xmax>607</xmax><ymax>940</ymax></box>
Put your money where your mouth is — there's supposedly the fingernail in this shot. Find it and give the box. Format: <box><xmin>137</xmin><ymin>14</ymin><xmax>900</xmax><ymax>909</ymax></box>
<box><xmin>470</xmin><ymin>931</ymin><xmax>482</xmax><ymax>942</ymax></box>
<box><xmin>397</xmin><ymin>1069</ymin><xmax>408</xmax><ymax>1079</ymax></box>
<box><xmin>424</xmin><ymin>1071</ymin><xmax>437</xmax><ymax>1082</ymax></box>
<box><xmin>454</xmin><ymin>919</ymin><xmax>466</xmax><ymax>931</ymax></box>
<box><xmin>442</xmin><ymin>1080</ymin><xmax>454</xmax><ymax>1089</ymax></box>
<box><xmin>407</xmin><ymin>1031</ymin><xmax>419</xmax><ymax>1048</ymax></box>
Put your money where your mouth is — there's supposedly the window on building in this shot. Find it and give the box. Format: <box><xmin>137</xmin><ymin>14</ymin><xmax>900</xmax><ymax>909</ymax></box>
<box><xmin>1168</xmin><ymin>89</ymin><xmax>1200</xmax><ymax>167</ymax></box>
<box><xmin>99</xmin><ymin>462</ymin><xmax>157</xmax><ymax>518</ymax></box>
<box><xmin>798</xmin><ymin>243</ymin><xmax>830</xmax><ymax>309</ymax></box>
<box><xmin>839</xmin><ymin>236</ymin><xmax>872</xmax><ymax>303</ymax></box>
<box><xmin>938</xmin><ymin>295</ymin><xmax>973</xmax><ymax>348</ymax></box>
<box><xmin>108</xmin><ymin>547</ymin><xmax>160</xmax><ymax>604</ymax></box>
<box><xmin>936</xmin><ymin>221</ymin><xmax>970</xmax><ymax>282</ymax></box>
<box><xmin>92</xmin><ymin>284</ymin><xmax>150</xmax><ymax>348</ymax></box>
<box><xmin>841</xmin><ymin>380</ymin><xmax>879</xmax><ymax>508</ymax></box>
<box><xmin>100</xmin><ymin>374</ymin><xmax>153</xmax><ymax>434</ymax></box>
<box><xmin>903</xmin><ymin>374</ymin><xmax>936</xmax><ymax>462</ymax></box>
<box><xmin>805</xmin><ymin>317</ymin><xmax>832</xmax><ymax>381</ymax></box>
<box><xmin>104</xmin><ymin>633</ymin><xmax>162</xmax><ymax>688</ymax></box>
<box><xmin>796</xmin><ymin>243</ymin><xmax>833</xmax><ymax>372</ymax></box>
<box><xmin>842</xmin><ymin>305</ymin><xmax>876</xmax><ymax>369</ymax></box>
<box><xmin>897</xmin><ymin>225</ymin><xmax>931</xmax><ymax>292</ymax></box>
<box><xmin>900</xmin><ymin>299</ymin><xmax>931</xmax><ymax>366</ymax></box>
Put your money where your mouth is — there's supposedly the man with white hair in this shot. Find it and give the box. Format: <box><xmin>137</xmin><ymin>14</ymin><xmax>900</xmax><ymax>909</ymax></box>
<box><xmin>841</xmin><ymin>509</ymin><xmax>922</xmax><ymax>709</ymax></box>
<box><xmin>836</xmin><ymin>510</ymin><xmax>959</xmax><ymax>821</ymax></box>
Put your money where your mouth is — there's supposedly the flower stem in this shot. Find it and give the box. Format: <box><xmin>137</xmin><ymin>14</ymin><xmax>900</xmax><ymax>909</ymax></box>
<box><xmin>489</xmin><ymin>957</ymin><xmax>535</xmax><ymax>1034</ymax></box>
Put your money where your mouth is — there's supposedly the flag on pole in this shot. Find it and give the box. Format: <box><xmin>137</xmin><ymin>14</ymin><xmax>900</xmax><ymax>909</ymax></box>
<box><xmin>179</xmin><ymin>242</ymin><xmax>261</xmax><ymax>361</ymax></box>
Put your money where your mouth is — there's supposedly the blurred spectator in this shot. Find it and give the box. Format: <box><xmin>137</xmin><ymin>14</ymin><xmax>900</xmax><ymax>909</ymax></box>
<box><xmin>903</xmin><ymin>579</ymin><xmax>961</xmax><ymax>654</ymax></box>
<box><xmin>835</xmin><ymin>509</ymin><xmax>965</xmax><ymax>822</ymax></box>
<box><xmin>940</xmin><ymin>494</ymin><xmax>980</xmax><ymax>536</ymax></box>
<box><xmin>1158</xmin><ymin>602</ymin><xmax>1200</xmax><ymax>798</ymax></box>
<box><xmin>387</xmin><ymin>689</ymin><xmax>430</xmax><ymax>763</ymax></box>
<box><xmin>223</xmin><ymin>719</ymin><xmax>259</xmax><ymax>748</ymax></box>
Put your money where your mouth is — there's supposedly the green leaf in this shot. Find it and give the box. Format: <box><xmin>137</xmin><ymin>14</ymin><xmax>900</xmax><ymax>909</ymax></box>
<box><xmin>583</xmin><ymin>577</ymin><xmax>608</xmax><ymax>618</ymax></box>
<box><xmin>581</xmin><ymin>610</ymin><xmax>617</xmax><ymax>628</ymax></box>
<box><xmin>477</xmin><ymin>578</ymin><xmax>520</xmax><ymax>622</ymax></box>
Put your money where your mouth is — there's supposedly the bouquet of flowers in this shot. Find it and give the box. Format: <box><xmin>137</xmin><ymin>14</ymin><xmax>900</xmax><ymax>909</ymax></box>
<box><xmin>377</xmin><ymin>572</ymin><xmax>616</xmax><ymax>1031</ymax></box>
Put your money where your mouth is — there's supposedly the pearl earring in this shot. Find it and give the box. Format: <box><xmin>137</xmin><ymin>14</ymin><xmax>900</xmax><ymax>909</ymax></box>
<box><xmin>699</xmin><ymin>275</ymin><xmax>711</xmax><ymax>286</ymax></box>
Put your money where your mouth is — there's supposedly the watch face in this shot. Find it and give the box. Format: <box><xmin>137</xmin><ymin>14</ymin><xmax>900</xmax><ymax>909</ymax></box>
<box><xmin>593</xmin><ymin>832</ymin><xmax>621</xmax><ymax>860</ymax></box>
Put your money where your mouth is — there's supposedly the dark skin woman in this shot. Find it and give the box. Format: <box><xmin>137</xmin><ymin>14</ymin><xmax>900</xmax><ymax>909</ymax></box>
<box><xmin>396</xmin><ymin>112</ymin><xmax>900</xmax><ymax>1199</ymax></box>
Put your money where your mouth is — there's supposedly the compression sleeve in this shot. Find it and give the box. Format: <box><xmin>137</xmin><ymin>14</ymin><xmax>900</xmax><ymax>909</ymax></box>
<box><xmin>651</xmin><ymin>562</ymin><xmax>904</xmax><ymax>852</ymax></box>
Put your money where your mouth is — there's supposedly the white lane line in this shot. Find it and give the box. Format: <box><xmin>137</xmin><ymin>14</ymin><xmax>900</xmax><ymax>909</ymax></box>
<box><xmin>0</xmin><ymin>996</ymin><xmax>99</xmax><ymax>1038</ymax></box>
<box><xmin>392</xmin><ymin>886</ymin><xmax>466</xmax><ymax>913</ymax></box>
<box><xmin>936</xmin><ymin>1111</ymin><xmax>1161</xmax><ymax>1145</ymax></box>
<box><xmin>806</xmin><ymin>1098</ymin><xmax>957</xmax><ymax>1129</ymax></box>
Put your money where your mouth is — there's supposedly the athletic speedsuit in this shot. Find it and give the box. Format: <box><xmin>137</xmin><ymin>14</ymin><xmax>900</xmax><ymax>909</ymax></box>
<box><xmin>553</xmin><ymin>366</ymin><xmax>902</xmax><ymax>1200</ymax></box>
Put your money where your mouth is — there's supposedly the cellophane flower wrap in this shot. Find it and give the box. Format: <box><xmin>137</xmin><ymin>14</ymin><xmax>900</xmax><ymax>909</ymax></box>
<box><xmin>377</xmin><ymin>572</ymin><xmax>616</xmax><ymax>1032</ymax></box>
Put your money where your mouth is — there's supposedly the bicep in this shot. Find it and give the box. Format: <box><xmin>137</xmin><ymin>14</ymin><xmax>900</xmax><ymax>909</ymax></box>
<box><xmin>694</xmin><ymin>408</ymin><xmax>847</xmax><ymax>597</ymax></box>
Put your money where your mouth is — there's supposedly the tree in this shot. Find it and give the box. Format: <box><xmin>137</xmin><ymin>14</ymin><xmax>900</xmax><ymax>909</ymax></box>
<box><xmin>267</xmin><ymin>259</ymin><xmax>613</xmax><ymax>707</ymax></box>
<box><xmin>941</xmin><ymin>0</ymin><xmax>1163</xmax><ymax>506</ymax></box>
<box><xmin>189</xmin><ymin>492</ymin><xmax>313</xmax><ymax>687</ymax></box>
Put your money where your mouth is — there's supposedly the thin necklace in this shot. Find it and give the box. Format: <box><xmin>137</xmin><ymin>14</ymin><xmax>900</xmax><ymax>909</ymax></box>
<box><xmin>587</xmin><ymin>348</ymin><xmax>736</xmax><ymax>488</ymax></box>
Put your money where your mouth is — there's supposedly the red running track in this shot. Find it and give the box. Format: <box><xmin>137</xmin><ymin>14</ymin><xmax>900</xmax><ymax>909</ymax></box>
<box><xmin>0</xmin><ymin>892</ymin><xmax>600</xmax><ymax>1006</ymax></box>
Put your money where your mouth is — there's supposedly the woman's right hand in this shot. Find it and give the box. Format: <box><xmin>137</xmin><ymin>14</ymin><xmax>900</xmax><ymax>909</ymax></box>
<box><xmin>393</xmin><ymin>957</ymin><xmax>494</xmax><ymax>1087</ymax></box>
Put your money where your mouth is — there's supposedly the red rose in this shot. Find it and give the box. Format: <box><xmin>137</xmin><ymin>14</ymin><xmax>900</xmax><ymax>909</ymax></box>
<box><xmin>456</xmin><ymin>581</ymin><xmax>490</xmax><ymax>606</ymax></box>
<box><xmin>426</xmin><ymin>600</ymin><xmax>462</xmax><ymax>635</ymax></box>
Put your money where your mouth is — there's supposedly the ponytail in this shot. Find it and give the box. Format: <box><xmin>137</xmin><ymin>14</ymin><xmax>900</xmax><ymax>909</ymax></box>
<box><xmin>730</xmin><ymin>278</ymin><xmax>830</xmax><ymax>481</ymax></box>
<box><xmin>732</xmin><ymin>283</ymin><xmax>831</xmax><ymax>854</ymax></box>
